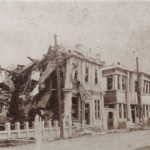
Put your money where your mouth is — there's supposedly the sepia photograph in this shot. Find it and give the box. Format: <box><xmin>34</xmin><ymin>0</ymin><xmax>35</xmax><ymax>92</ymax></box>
<box><xmin>0</xmin><ymin>0</ymin><xmax>150</xmax><ymax>150</ymax></box>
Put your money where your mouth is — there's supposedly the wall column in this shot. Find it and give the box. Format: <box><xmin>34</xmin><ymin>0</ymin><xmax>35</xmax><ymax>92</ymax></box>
<box><xmin>126</xmin><ymin>72</ymin><xmax>132</xmax><ymax>122</ymax></box>
<box><xmin>63</xmin><ymin>91</ymin><xmax>72</xmax><ymax>126</ymax></box>
<box><xmin>114</xmin><ymin>74</ymin><xmax>118</xmax><ymax>90</ymax></box>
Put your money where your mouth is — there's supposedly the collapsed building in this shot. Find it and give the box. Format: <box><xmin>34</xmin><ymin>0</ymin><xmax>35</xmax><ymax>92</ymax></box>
<box><xmin>0</xmin><ymin>67</ymin><xmax>14</xmax><ymax>125</ymax></box>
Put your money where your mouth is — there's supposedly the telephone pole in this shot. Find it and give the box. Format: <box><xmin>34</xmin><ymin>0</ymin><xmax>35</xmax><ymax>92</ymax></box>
<box><xmin>136</xmin><ymin>57</ymin><xmax>143</xmax><ymax>121</ymax></box>
<box><xmin>54</xmin><ymin>34</ymin><xmax>64</xmax><ymax>138</ymax></box>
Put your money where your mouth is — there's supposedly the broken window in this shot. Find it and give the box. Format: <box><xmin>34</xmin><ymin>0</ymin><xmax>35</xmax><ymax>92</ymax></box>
<box><xmin>95</xmin><ymin>69</ymin><xmax>98</xmax><ymax>84</ymax></box>
<box><xmin>95</xmin><ymin>100</ymin><xmax>100</xmax><ymax>119</ymax></box>
<box><xmin>85</xmin><ymin>67</ymin><xmax>89</xmax><ymax>82</ymax></box>
<box><xmin>117</xmin><ymin>75</ymin><xmax>120</xmax><ymax>90</ymax></box>
<box><xmin>122</xmin><ymin>76</ymin><xmax>126</xmax><ymax>90</ymax></box>
<box><xmin>107</xmin><ymin>75</ymin><xmax>113</xmax><ymax>90</ymax></box>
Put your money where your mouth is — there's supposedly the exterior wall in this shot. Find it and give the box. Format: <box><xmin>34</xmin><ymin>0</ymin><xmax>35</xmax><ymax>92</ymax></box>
<box><xmin>103</xmin><ymin>67</ymin><xmax>133</xmax><ymax>128</ymax></box>
<box><xmin>103</xmin><ymin>65</ymin><xmax>150</xmax><ymax>128</ymax></box>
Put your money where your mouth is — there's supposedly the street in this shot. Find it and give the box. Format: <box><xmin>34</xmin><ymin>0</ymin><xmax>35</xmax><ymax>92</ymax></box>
<box><xmin>1</xmin><ymin>130</ymin><xmax>150</xmax><ymax>150</ymax></box>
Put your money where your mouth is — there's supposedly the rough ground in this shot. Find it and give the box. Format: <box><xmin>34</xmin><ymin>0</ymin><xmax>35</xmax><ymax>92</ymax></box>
<box><xmin>1</xmin><ymin>130</ymin><xmax>150</xmax><ymax>150</ymax></box>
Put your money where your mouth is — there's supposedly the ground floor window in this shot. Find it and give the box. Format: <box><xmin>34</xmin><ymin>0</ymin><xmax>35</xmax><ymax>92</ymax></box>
<box><xmin>143</xmin><ymin>105</ymin><xmax>149</xmax><ymax>118</ymax></box>
<box><xmin>119</xmin><ymin>103</ymin><xmax>122</xmax><ymax>118</ymax></box>
<box><xmin>95</xmin><ymin>100</ymin><xmax>100</xmax><ymax>119</ymax></box>
<box><xmin>123</xmin><ymin>104</ymin><xmax>127</xmax><ymax>118</ymax></box>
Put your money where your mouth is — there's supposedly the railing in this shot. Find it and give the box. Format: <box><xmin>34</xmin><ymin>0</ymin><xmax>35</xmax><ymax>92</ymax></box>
<box><xmin>0</xmin><ymin>120</ymin><xmax>72</xmax><ymax>140</ymax></box>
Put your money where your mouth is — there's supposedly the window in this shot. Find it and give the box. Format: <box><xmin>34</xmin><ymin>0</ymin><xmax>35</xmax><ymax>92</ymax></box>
<box><xmin>143</xmin><ymin>80</ymin><xmax>150</xmax><ymax>94</ymax></box>
<box><xmin>143</xmin><ymin>105</ymin><xmax>145</xmax><ymax>117</ymax></box>
<box><xmin>74</xmin><ymin>70</ymin><xmax>78</xmax><ymax>81</ymax></box>
<box><xmin>85</xmin><ymin>67</ymin><xmax>89</xmax><ymax>82</ymax></box>
<box><xmin>119</xmin><ymin>104</ymin><xmax>122</xmax><ymax>118</ymax></box>
<box><xmin>135</xmin><ymin>80</ymin><xmax>138</xmax><ymax>92</ymax></box>
<box><xmin>146</xmin><ymin>81</ymin><xmax>148</xmax><ymax>94</ymax></box>
<box><xmin>149</xmin><ymin>82</ymin><xmax>150</xmax><ymax>94</ymax></box>
<box><xmin>143</xmin><ymin>80</ymin><xmax>146</xmax><ymax>93</ymax></box>
<box><xmin>117</xmin><ymin>75</ymin><xmax>120</xmax><ymax>90</ymax></box>
<box><xmin>122</xmin><ymin>76</ymin><xmax>126</xmax><ymax>90</ymax></box>
<box><xmin>95</xmin><ymin>69</ymin><xmax>98</xmax><ymax>84</ymax></box>
<box><xmin>146</xmin><ymin>105</ymin><xmax>149</xmax><ymax>117</ymax></box>
<box><xmin>123</xmin><ymin>104</ymin><xmax>127</xmax><ymax>118</ymax></box>
<box><xmin>107</xmin><ymin>75</ymin><xmax>113</xmax><ymax>90</ymax></box>
<box><xmin>95</xmin><ymin>100</ymin><xmax>100</xmax><ymax>119</ymax></box>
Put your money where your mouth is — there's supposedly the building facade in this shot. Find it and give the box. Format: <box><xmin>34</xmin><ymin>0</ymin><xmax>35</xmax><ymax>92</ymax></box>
<box><xmin>102</xmin><ymin>63</ymin><xmax>150</xmax><ymax>129</ymax></box>
<box><xmin>63</xmin><ymin>51</ymin><xmax>106</xmax><ymax>129</ymax></box>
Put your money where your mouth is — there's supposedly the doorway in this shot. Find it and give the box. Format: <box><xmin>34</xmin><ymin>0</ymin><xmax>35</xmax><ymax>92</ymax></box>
<box><xmin>72</xmin><ymin>97</ymin><xmax>79</xmax><ymax>121</ymax></box>
<box><xmin>107</xmin><ymin>112</ymin><xmax>114</xmax><ymax>129</ymax></box>
<box><xmin>85</xmin><ymin>103</ymin><xmax>90</xmax><ymax>125</ymax></box>
<box><xmin>131</xmin><ymin>105</ymin><xmax>136</xmax><ymax>123</ymax></box>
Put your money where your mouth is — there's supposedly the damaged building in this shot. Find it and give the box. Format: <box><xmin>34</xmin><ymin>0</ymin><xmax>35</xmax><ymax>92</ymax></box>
<box><xmin>1</xmin><ymin>37</ymin><xmax>106</xmax><ymax>131</ymax></box>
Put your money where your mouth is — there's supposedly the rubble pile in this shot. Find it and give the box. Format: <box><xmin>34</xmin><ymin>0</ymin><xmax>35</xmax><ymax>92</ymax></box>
<box><xmin>8</xmin><ymin>46</ymin><xmax>67</xmax><ymax>124</ymax></box>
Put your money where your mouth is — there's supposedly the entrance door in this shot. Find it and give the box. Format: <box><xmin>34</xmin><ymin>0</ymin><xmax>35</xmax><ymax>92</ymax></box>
<box><xmin>72</xmin><ymin>97</ymin><xmax>79</xmax><ymax>121</ymax></box>
<box><xmin>107</xmin><ymin>112</ymin><xmax>114</xmax><ymax>129</ymax></box>
<box><xmin>131</xmin><ymin>105</ymin><xmax>136</xmax><ymax>123</ymax></box>
<box><xmin>85</xmin><ymin>103</ymin><xmax>90</xmax><ymax>125</ymax></box>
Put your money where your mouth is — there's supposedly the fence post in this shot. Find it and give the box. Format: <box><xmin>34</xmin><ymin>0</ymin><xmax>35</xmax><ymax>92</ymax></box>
<box><xmin>54</xmin><ymin>121</ymin><xmax>59</xmax><ymax>138</ymax></box>
<box><xmin>25</xmin><ymin>122</ymin><xmax>29</xmax><ymax>139</ymax></box>
<box><xmin>5</xmin><ymin>122</ymin><xmax>11</xmax><ymax>139</ymax></box>
<box><xmin>35</xmin><ymin>114</ymin><xmax>42</xmax><ymax>142</ymax></box>
<box><xmin>41</xmin><ymin>121</ymin><xmax>45</xmax><ymax>140</ymax></box>
<box><xmin>48</xmin><ymin>120</ymin><xmax>52</xmax><ymax>139</ymax></box>
<box><xmin>15</xmin><ymin>122</ymin><xmax>20</xmax><ymax>138</ymax></box>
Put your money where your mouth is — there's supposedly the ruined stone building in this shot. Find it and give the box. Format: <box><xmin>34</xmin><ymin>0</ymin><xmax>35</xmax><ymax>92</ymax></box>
<box><xmin>102</xmin><ymin>63</ymin><xmax>150</xmax><ymax>129</ymax></box>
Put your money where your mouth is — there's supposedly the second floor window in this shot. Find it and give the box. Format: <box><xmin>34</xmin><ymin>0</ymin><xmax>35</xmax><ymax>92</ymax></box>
<box><xmin>122</xmin><ymin>76</ymin><xmax>126</xmax><ymax>90</ymax></box>
<box><xmin>135</xmin><ymin>80</ymin><xmax>138</xmax><ymax>92</ymax></box>
<box><xmin>117</xmin><ymin>75</ymin><xmax>120</xmax><ymax>90</ymax></box>
<box><xmin>107</xmin><ymin>75</ymin><xmax>113</xmax><ymax>90</ymax></box>
<box><xmin>85</xmin><ymin>67</ymin><xmax>89</xmax><ymax>82</ymax></box>
<box><xmin>143</xmin><ymin>80</ymin><xmax>150</xmax><ymax>94</ymax></box>
<box><xmin>95</xmin><ymin>69</ymin><xmax>98</xmax><ymax>84</ymax></box>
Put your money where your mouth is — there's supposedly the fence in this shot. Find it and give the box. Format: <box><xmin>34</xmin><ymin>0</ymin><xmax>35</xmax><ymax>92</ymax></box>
<box><xmin>0</xmin><ymin>120</ymin><xmax>72</xmax><ymax>140</ymax></box>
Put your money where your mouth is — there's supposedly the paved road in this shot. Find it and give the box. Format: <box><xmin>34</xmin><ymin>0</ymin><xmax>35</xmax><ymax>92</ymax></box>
<box><xmin>1</xmin><ymin>130</ymin><xmax>150</xmax><ymax>150</ymax></box>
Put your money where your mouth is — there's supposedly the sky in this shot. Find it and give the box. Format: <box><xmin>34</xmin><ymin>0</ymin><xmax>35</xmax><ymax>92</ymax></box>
<box><xmin>1</xmin><ymin>1</ymin><xmax>150</xmax><ymax>72</ymax></box>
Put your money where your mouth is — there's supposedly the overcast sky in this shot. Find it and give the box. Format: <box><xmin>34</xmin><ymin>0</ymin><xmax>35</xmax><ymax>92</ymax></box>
<box><xmin>1</xmin><ymin>1</ymin><xmax>150</xmax><ymax>71</ymax></box>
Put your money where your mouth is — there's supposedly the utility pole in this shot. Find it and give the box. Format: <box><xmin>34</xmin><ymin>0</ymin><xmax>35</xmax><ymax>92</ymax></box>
<box><xmin>136</xmin><ymin>57</ymin><xmax>143</xmax><ymax>122</ymax></box>
<box><xmin>54</xmin><ymin>34</ymin><xmax>64</xmax><ymax>138</ymax></box>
